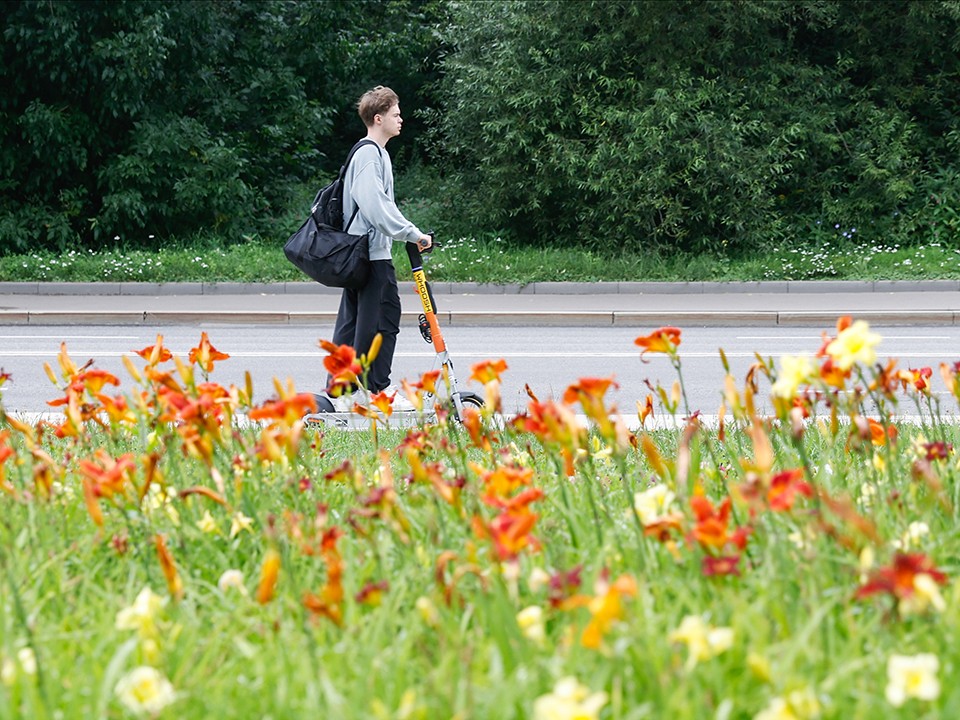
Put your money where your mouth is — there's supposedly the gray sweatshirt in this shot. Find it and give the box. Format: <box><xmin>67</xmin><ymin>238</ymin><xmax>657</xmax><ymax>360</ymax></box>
<box><xmin>342</xmin><ymin>142</ymin><xmax>422</xmax><ymax>262</ymax></box>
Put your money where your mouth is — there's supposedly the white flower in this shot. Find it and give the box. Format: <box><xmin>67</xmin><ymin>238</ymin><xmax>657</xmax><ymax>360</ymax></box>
<box><xmin>217</xmin><ymin>569</ymin><xmax>247</xmax><ymax>595</ymax></box>
<box><xmin>516</xmin><ymin>605</ymin><xmax>546</xmax><ymax>644</ymax></box>
<box><xmin>115</xmin><ymin>587</ymin><xmax>166</xmax><ymax>637</ymax></box>
<box><xmin>885</xmin><ymin>653</ymin><xmax>940</xmax><ymax>707</ymax></box>
<box><xmin>825</xmin><ymin>320</ymin><xmax>881</xmax><ymax>371</ymax></box>
<box><xmin>898</xmin><ymin>573</ymin><xmax>946</xmax><ymax>616</ymax></box>
<box><xmin>892</xmin><ymin>521</ymin><xmax>929</xmax><ymax>551</ymax></box>
<box><xmin>533</xmin><ymin>676</ymin><xmax>608</xmax><ymax>720</ymax></box>
<box><xmin>196</xmin><ymin>510</ymin><xmax>218</xmax><ymax>534</ymax></box>
<box><xmin>0</xmin><ymin>657</ymin><xmax>15</xmax><ymax>687</ymax></box>
<box><xmin>115</xmin><ymin>666</ymin><xmax>177</xmax><ymax>716</ymax></box>
<box><xmin>229</xmin><ymin>511</ymin><xmax>254</xmax><ymax>538</ymax></box>
<box><xmin>669</xmin><ymin>615</ymin><xmax>734</xmax><ymax>671</ymax></box>
<box><xmin>528</xmin><ymin>567</ymin><xmax>552</xmax><ymax>593</ymax></box>
<box><xmin>771</xmin><ymin>355</ymin><xmax>814</xmax><ymax>399</ymax></box>
<box><xmin>16</xmin><ymin>648</ymin><xmax>36</xmax><ymax>676</ymax></box>
<box><xmin>633</xmin><ymin>484</ymin><xmax>676</xmax><ymax>525</ymax></box>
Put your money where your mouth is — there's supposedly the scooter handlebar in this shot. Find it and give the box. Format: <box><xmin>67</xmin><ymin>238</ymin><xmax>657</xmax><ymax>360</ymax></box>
<box><xmin>405</xmin><ymin>232</ymin><xmax>436</xmax><ymax>269</ymax></box>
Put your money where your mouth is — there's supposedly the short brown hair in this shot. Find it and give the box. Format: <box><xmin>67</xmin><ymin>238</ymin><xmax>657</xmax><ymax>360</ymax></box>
<box><xmin>357</xmin><ymin>85</ymin><xmax>399</xmax><ymax>127</ymax></box>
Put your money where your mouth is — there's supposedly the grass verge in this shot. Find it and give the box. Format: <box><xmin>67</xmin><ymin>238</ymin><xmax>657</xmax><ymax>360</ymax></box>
<box><xmin>1</xmin><ymin>235</ymin><xmax>958</xmax><ymax>284</ymax></box>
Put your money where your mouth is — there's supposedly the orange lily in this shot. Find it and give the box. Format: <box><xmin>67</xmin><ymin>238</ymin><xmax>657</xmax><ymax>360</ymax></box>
<box><xmin>767</xmin><ymin>468</ymin><xmax>813</xmax><ymax>512</ymax></box>
<box><xmin>154</xmin><ymin>534</ymin><xmax>184</xmax><ymax>601</ymax></box>
<box><xmin>899</xmin><ymin>366</ymin><xmax>933</xmax><ymax>393</ymax></box>
<box><xmin>318</xmin><ymin>339</ymin><xmax>362</xmax><ymax>394</ymax></box>
<box><xmin>0</xmin><ymin>431</ymin><xmax>15</xmax><ymax>495</ymax></box>
<box><xmin>134</xmin><ymin>334</ymin><xmax>173</xmax><ymax>365</ymax></box>
<box><xmin>581</xmin><ymin>573</ymin><xmax>638</xmax><ymax>650</ymax></box>
<box><xmin>189</xmin><ymin>332</ymin><xmax>230</xmax><ymax>373</ymax></box>
<box><xmin>637</xmin><ymin>394</ymin><xmax>654</xmax><ymax>427</ymax></box>
<box><xmin>470</xmin><ymin>359</ymin><xmax>508</xmax><ymax>384</ymax></box>
<box><xmin>689</xmin><ymin>495</ymin><xmax>751</xmax><ymax>553</ymax></box>
<box><xmin>355</xmin><ymin>580</ymin><xmax>389</xmax><ymax>606</ymax></box>
<box><xmin>255</xmin><ymin>548</ymin><xmax>282</xmax><ymax>604</ymax></box>
<box><xmin>249</xmin><ymin>392</ymin><xmax>318</xmax><ymax>425</ymax></box>
<box><xmin>303</xmin><ymin>527</ymin><xmax>345</xmax><ymax>625</ymax></box>
<box><xmin>476</xmin><ymin>463</ymin><xmax>535</xmax><ymax>500</ymax></box>
<box><xmin>635</xmin><ymin>326</ymin><xmax>682</xmax><ymax>359</ymax></box>
<box><xmin>857</xmin><ymin>552</ymin><xmax>947</xmax><ymax>606</ymax></box>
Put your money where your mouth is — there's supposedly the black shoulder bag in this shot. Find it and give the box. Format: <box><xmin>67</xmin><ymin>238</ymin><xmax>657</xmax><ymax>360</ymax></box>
<box><xmin>283</xmin><ymin>140</ymin><xmax>378</xmax><ymax>289</ymax></box>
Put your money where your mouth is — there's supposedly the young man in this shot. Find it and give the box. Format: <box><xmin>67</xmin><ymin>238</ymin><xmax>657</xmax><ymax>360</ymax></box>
<box><xmin>329</xmin><ymin>85</ymin><xmax>432</xmax><ymax>411</ymax></box>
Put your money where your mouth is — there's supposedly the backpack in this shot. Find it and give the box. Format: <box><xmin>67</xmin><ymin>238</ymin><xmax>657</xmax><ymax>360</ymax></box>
<box><xmin>283</xmin><ymin>139</ymin><xmax>380</xmax><ymax>289</ymax></box>
<box><xmin>311</xmin><ymin>139</ymin><xmax>378</xmax><ymax>230</ymax></box>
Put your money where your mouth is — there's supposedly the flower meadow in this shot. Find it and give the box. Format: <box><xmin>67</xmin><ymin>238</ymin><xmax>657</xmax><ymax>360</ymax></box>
<box><xmin>1</xmin><ymin>319</ymin><xmax>959</xmax><ymax>719</ymax></box>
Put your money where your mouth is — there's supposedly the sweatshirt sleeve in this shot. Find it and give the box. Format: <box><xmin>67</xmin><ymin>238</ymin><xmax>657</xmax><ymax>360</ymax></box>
<box><xmin>349</xmin><ymin>148</ymin><xmax>422</xmax><ymax>243</ymax></box>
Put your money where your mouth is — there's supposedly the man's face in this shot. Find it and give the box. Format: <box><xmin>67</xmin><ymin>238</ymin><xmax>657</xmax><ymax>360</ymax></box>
<box><xmin>378</xmin><ymin>104</ymin><xmax>402</xmax><ymax>138</ymax></box>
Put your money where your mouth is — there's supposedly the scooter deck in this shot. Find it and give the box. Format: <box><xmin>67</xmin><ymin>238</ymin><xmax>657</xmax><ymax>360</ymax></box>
<box><xmin>303</xmin><ymin>410</ymin><xmax>434</xmax><ymax>430</ymax></box>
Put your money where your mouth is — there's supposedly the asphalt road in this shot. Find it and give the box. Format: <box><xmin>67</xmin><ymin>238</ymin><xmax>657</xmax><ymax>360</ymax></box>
<box><xmin>2</xmin><ymin>323</ymin><xmax>958</xmax><ymax>419</ymax></box>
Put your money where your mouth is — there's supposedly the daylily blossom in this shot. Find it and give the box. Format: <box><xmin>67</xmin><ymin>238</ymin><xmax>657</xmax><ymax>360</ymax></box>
<box><xmin>516</xmin><ymin>605</ymin><xmax>546</xmax><ymax>644</ymax></box>
<box><xmin>133</xmin><ymin>334</ymin><xmax>173</xmax><ymax>365</ymax></box>
<box><xmin>767</xmin><ymin>469</ymin><xmax>814</xmax><ymax>512</ymax></box>
<box><xmin>217</xmin><ymin>569</ymin><xmax>247</xmax><ymax>595</ymax></box>
<box><xmin>302</xmin><ymin>527</ymin><xmax>346</xmax><ymax>626</ymax></box>
<box><xmin>115</xmin><ymin>666</ymin><xmax>177</xmax><ymax>717</ymax></box>
<box><xmin>581</xmin><ymin>573</ymin><xmax>638</xmax><ymax>649</ymax></box>
<box><xmin>188</xmin><ymin>331</ymin><xmax>230</xmax><ymax>372</ymax></box>
<box><xmin>197</xmin><ymin>510</ymin><xmax>218</xmax><ymax>534</ymax></box>
<box><xmin>669</xmin><ymin>615</ymin><xmax>734</xmax><ymax>670</ymax></box>
<box><xmin>754</xmin><ymin>687</ymin><xmax>822</xmax><ymax>720</ymax></box>
<box><xmin>115</xmin><ymin>587</ymin><xmax>166</xmax><ymax>637</ymax></box>
<box><xmin>886</xmin><ymin>653</ymin><xmax>940</xmax><ymax>707</ymax></box>
<box><xmin>771</xmin><ymin>354</ymin><xmax>814</xmax><ymax>399</ymax></box>
<box><xmin>533</xmin><ymin>677</ymin><xmax>608</xmax><ymax>720</ymax></box>
<box><xmin>825</xmin><ymin>319</ymin><xmax>880</xmax><ymax>371</ymax></box>
<box><xmin>856</xmin><ymin>552</ymin><xmax>948</xmax><ymax>616</ymax></box>
<box><xmin>154</xmin><ymin>534</ymin><xmax>184</xmax><ymax>601</ymax></box>
<box><xmin>355</xmin><ymin>580</ymin><xmax>389</xmax><ymax>606</ymax></box>
<box><xmin>230</xmin><ymin>511</ymin><xmax>254</xmax><ymax>538</ymax></box>
<box><xmin>635</xmin><ymin>326</ymin><xmax>682</xmax><ymax>358</ymax></box>
<box><xmin>469</xmin><ymin>359</ymin><xmax>508</xmax><ymax>385</ymax></box>
<box><xmin>255</xmin><ymin>548</ymin><xmax>281</xmax><ymax>604</ymax></box>
<box><xmin>899</xmin><ymin>366</ymin><xmax>933</xmax><ymax>393</ymax></box>
<box><xmin>689</xmin><ymin>495</ymin><xmax>751</xmax><ymax>553</ymax></box>
<box><xmin>637</xmin><ymin>394</ymin><xmax>654</xmax><ymax>426</ymax></box>
<box><xmin>318</xmin><ymin>339</ymin><xmax>363</xmax><ymax>395</ymax></box>
<box><xmin>634</xmin><ymin>483</ymin><xmax>677</xmax><ymax>525</ymax></box>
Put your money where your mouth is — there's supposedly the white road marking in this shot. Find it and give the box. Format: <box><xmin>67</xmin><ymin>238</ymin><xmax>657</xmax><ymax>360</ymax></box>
<box><xmin>738</xmin><ymin>335</ymin><xmax>952</xmax><ymax>341</ymax></box>
<box><xmin>0</xmin><ymin>335</ymin><xmax>142</xmax><ymax>340</ymax></box>
<box><xmin>0</xmin><ymin>350</ymin><xmax>958</xmax><ymax>360</ymax></box>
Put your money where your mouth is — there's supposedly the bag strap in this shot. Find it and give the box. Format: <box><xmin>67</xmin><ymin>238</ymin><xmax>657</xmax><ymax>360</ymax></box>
<box><xmin>342</xmin><ymin>139</ymin><xmax>380</xmax><ymax>232</ymax></box>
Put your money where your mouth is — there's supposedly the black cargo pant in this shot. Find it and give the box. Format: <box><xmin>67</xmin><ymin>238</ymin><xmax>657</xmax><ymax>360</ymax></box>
<box><xmin>330</xmin><ymin>259</ymin><xmax>401</xmax><ymax>393</ymax></box>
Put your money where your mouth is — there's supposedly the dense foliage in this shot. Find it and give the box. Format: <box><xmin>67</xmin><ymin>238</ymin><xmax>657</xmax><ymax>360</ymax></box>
<box><xmin>433</xmin><ymin>0</ymin><xmax>960</xmax><ymax>252</ymax></box>
<box><xmin>0</xmin><ymin>0</ymin><xmax>440</xmax><ymax>252</ymax></box>
<box><xmin>2</xmin><ymin>0</ymin><xmax>959</xmax><ymax>257</ymax></box>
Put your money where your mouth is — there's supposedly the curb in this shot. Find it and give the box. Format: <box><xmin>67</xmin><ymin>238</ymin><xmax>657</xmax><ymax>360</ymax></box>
<box><xmin>2</xmin><ymin>309</ymin><xmax>957</xmax><ymax>328</ymax></box>
<box><xmin>2</xmin><ymin>280</ymin><xmax>960</xmax><ymax>296</ymax></box>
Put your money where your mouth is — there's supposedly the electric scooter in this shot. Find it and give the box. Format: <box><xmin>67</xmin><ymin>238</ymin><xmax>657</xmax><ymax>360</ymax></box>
<box><xmin>304</xmin><ymin>237</ymin><xmax>483</xmax><ymax>429</ymax></box>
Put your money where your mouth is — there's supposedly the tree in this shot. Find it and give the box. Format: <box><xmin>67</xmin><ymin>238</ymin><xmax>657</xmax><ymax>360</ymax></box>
<box><xmin>432</xmin><ymin>0</ymin><xmax>960</xmax><ymax>253</ymax></box>
<box><xmin>0</xmin><ymin>0</ymin><xmax>443</xmax><ymax>251</ymax></box>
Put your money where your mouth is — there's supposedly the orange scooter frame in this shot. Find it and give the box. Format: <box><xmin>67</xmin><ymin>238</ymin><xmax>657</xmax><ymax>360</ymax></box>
<box><xmin>405</xmin><ymin>238</ymin><xmax>482</xmax><ymax>421</ymax></box>
<box><xmin>305</xmin><ymin>238</ymin><xmax>482</xmax><ymax>427</ymax></box>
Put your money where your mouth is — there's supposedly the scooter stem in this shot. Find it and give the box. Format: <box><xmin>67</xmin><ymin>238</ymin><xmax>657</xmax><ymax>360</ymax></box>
<box><xmin>406</xmin><ymin>241</ymin><xmax>446</xmax><ymax>354</ymax></box>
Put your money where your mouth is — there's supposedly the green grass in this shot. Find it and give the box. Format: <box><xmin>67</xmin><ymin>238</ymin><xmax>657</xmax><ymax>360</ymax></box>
<box><xmin>1</xmin><ymin>235</ymin><xmax>959</xmax><ymax>284</ymax></box>
<box><xmin>2</xmin><ymin>329</ymin><xmax>960</xmax><ymax>717</ymax></box>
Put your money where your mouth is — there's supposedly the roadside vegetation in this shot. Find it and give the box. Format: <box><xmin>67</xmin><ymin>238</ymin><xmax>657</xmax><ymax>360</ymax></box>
<box><xmin>1</xmin><ymin>322</ymin><xmax>958</xmax><ymax>718</ymax></box>
<box><xmin>0</xmin><ymin>227</ymin><xmax>957</xmax><ymax>285</ymax></box>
